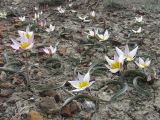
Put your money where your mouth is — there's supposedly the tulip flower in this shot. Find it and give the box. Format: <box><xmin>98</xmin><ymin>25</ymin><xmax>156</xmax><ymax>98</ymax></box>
<box><xmin>132</xmin><ymin>27</ymin><xmax>142</xmax><ymax>33</ymax></box>
<box><xmin>43</xmin><ymin>45</ymin><xmax>57</xmax><ymax>56</ymax></box>
<box><xmin>71</xmin><ymin>10</ymin><xmax>77</xmax><ymax>13</ymax></box>
<box><xmin>57</xmin><ymin>6</ymin><xmax>65</xmax><ymax>13</ymax></box>
<box><xmin>68</xmin><ymin>72</ymin><xmax>95</xmax><ymax>92</ymax></box>
<box><xmin>45</xmin><ymin>24</ymin><xmax>55</xmax><ymax>33</ymax></box>
<box><xmin>18</xmin><ymin>27</ymin><xmax>34</xmax><ymax>41</ymax></box>
<box><xmin>96</xmin><ymin>29</ymin><xmax>110</xmax><ymax>42</ymax></box>
<box><xmin>135</xmin><ymin>16</ymin><xmax>143</xmax><ymax>22</ymax></box>
<box><xmin>69</xmin><ymin>3</ymin><xmax>73</xmax><ymax>7</ymax></box>
<box><xmin>78</xmin><ymin>15</ymin><xmax>90</xmax><ymax>22</ymax></box>
<box><xmin>34</xmin><ymin>7</ymin><xmax>38</xmax><ymax>11</ymax></box>
<box><xmin>135</xmin><ymin>57</ymin><xmax>151</xmax><ymax>69</ymax></box>
<box><xmin>10</xmin><ymin>37</ymin><xmax>33</xmax><ymax>51</ymax></box>
<box><xmin>11</xmin><ymin>38</ymin><xmax>34</xmax><ymax>51</ymax></box>
<box><xmin>85</xmin><ymin>29</ymin><xmax>97</xmax><ymax>38</ymax></box>
<box><xmin>33</xmin><ymin>13</ymin><xmax>39</xmax><ymax>21</ymax></box>
<box><xmin>90</xmin><ymin>11</ymin><xmax>96</xmax><ymax>18</ymax></box>
<box><xmin>116</xmin><ymin>45</ymin><xmax>138</xmax><ymax>62</ymax></box>
<box><xmin>10</xmin><ymin>27</ymin><xmax>34</xmax><ymax>51</ymax></box>
<box><xmin>18</xmin><ymin>16</ymin><xmax>25</xmax><ymax>21</ymax></box>
<box><xmin>0</xmin><ymin>11</ymin><xmax>7</xmax><ymax>19</ymax></box>
<box><xmin>105</xmin><ymin>54</ymin><xmax>124</xmax><ymax>73</ymax></box>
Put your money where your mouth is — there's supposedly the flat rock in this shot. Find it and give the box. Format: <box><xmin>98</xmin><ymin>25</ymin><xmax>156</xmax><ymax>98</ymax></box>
<box><xmin>39</xmin><ymin>97</ymin><xmax>59</xmax><ymax>113</ymax></box>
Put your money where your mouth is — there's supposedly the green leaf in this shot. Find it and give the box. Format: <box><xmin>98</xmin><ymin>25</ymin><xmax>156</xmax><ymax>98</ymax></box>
<box><xmin>106</xmin><ymin>81</ymin><xmax>128</xmax><ymax>101</ymax></box>
<box><xmin>133</xmin><ymin>76</ymin><xmax>150</xmax><ymax>96</ymax></box>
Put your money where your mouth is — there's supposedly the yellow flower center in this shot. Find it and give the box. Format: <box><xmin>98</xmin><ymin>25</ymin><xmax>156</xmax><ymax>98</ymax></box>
<box><xmin>139</xmin><ymin>64</ymin><xmax>147</xmax><ymax>69</ymax></box>
<box><xmin>125</xmin><ymin>55</ymin><xmax>134</xmax><ymax>61</ymax></box>
<box><xmin>20</xmin><ymin>42</ymin><xmax>30</xmax><ymax>49</ymax></box>
<box><xmin>111</xmin><ymin>62</ymin><xmax>121</xmax><ymax>69</ymax></box>
<box><xmin>79</xmin><ymin>81</ymin><xmax>89</xmax><ymax>88</ymax></box>
<box><xmin>25</xmin><ymin>33</ymin><xmax>30</xmax><ymax>39</ymax></box>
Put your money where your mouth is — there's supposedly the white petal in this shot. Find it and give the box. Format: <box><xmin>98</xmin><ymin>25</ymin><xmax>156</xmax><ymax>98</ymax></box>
<box><xmin>132</xmin><ymin>30</ymin><xmax>137</xmax><ymax>33</ymax></box>
<box><xmin>78</xmin><ymin>72</ymin><xmax>84</xmax><ymax>81</ymax></box>
<box><xmin>103</xmin><ymin>35</ymin><xmax>109</xmax><ymax>41</ymax></box>
<box><xmin>104</xmin><ymin>30</ymin><xmax>109</xmax><ymax>37</ymax></box>
<box><xmin>83</xmin><ymin>72</ymin><xmax>90</xmax><ymax>82</ymax></box>
<box><xmin>43</xmin><ymin>48</ymin><xmax>49</xmax><ymax>54</ymax></box>
<box><xmin>97</xmin><ymin>34</ymin><xmax>104</xmax><ymax>40</ymax></box>
<box><xmin>88</xmin><ymin>81</ymin><xmax>95</xmax><ymax>87</ymax></box>
<box><xmin>145</xmin><ymin>58</ymin><xmax>151</xmax><ymax>66</ymax></box>
<box><xmin>129</xmin><ymin>46</ymin><xmax>138</xmax><ymax>58</ymax></box>
<box><xmin>46</xmin><ymin>28</ymin><xmax>50</xmax><ymax>33</ymax></box>
<box><xmin>115</xmin><ymin>47</ymin><xmax>124</xmax><ymax>57</ymax></box>
<box><xmin>118</xmin><ymin>55</ymin><xmax>125</xmax><ymax>64</ymax></box>
<box><xmin>10</xmin><ymin>39</ymin><xmax>20</xmax><ymax>50</ymax></box>
<box><xmin>18</xmin><ymin>30</ymin><xmax>25</xmax><ymax>37</ymax></box>
<box><xmin>11</xmin><ymin>44</ymin><xmax>19</xmax><ymax>50</ymax></box>
<box><xmin>135</xmin><ymin>61</ymin><xmax>139</xmax><ymax>66</ymax></box>
<box><xmin>49</xmin><ymin>46</ymin><xmax>54</xmax><ymax>53</ymax></box>
<box><xmin>110</xmin><ymin>68</ymin><xmax>120</xmax><ymax>73</ymax></box>
<box><xmin>50</xmin><ymin>24</ymin><xmax>55</xmax><ymax>31</ymax></box>
<box><xmin>68</xmin><ymin>81</ymin><xmax>80</xmax><ymax>89</ymax></box>
<box><xmin>139</xmin><ymin>57</ymin><xmax>145</xmax><ymax>64</ymax></box>
<box><xmin>137</xmin><ymin>27</ymin><xmax>142</xmax><ymax>33</ymax></box>
<box><xmin>83</xmin><ymin>19</ymin><xmax>90</xmax><ymax>22</ymax></box>
<box><xmin>95</xmin><ymin>28</ymin><xmax>99</xmax><ymax>35</ymax></box>
<box><xmin>25</xmin><ymin>43</ymin><xmax>34</xmax><ymax>50</ymax></box>
<box><xmin>114</xmin><ymin>52</ymin><xmax>119</xmax><ymax>61</ymax></box>
<box><xmin>89</xmin><ymin>31</ymin><xmax>95</xmax><ymax>36</ymax></box>
<box><xmin>124</xmin><ymin>45</ymin><xmax>129</xmax><ymax>54</ymax></box>
<box><xmin>104</xmin><ymin>56</ymin><xmax>114</xmax><ymax>65</ymax></box>
<box><xmin>28</xmin><ymin>34</ymin><xmax>34</xmax><ymax>44</ymax></box>
<box><xmin>72</xmin><ymin>87</ymin><xmax>87</xmax><ymax>92</ymax></box>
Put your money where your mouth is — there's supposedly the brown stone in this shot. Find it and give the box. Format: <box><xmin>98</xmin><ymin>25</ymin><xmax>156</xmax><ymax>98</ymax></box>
<box><xmin>61</xmin><ymin>101</ymin><xmax>81</xmax><ymax>117</ymax></box>
<box><xmin>39</xmin><ymin>97</ymin><xmax>59</xmax><ymax>114</ymax></box>
<box><xmin>27</xmin><ymin>111</ymin><xmax>43</xmax><ymax>120</ymax></box>
<box><xmin>39</xmin><ymin>90</ymin><xmax>60</xmax><ymax>102</ymax></box>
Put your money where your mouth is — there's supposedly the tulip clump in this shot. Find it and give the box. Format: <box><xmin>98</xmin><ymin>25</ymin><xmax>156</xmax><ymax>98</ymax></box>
<box><xmin>10</xmin><ymin>27</ymin><xmax>34</xmax><ymax>51</ymax></box>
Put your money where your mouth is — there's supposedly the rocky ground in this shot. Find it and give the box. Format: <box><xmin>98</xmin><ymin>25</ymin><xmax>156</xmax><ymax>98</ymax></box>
<box><xmin>0</xmin><ymin>0</ymin><xmax>160</xmax><ymax>120</ymax></box>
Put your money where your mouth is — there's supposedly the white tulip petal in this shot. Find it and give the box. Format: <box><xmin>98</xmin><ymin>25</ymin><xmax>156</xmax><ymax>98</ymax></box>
<box><xmin>10</xmin><ymin>39</ymin><xmax>20</xmax><ymax>50</ymax></box>
<box><xmin>139</xmin><ymin>57</ymin><xmax>145</xmax><ymax>64</ymax></box>
<box><xmin>104</xmin><ymin>56</ymin><xmax>114</xmax><ymax>65</ymax></box>
<box><xmin>104</xmin><ymin>30</ymin><xmax>109</xmax><ymax>37</ymax></box>
<box><xmin>105</xmin><ymin>64</ymin><xmax>111</xmax><ymax>70</ymax></box>
<box><xmin>110</xmin><ymin>68</ymin><xmax>120</xmax><ymax>73</ymax></box>
<box><xmin>118</xmin><ymin>55</ymin><xmax>125</xmax><ymax>63</ymax></box>
<box><xmin>88</xmin><ymin>81</ymin><xmax>95</xmax><ymax>87</ymax></box>
<box><xmin>43</xmin><ymin>48</ymin><xmax>50</xmax><ymax>54</ymax></box>
<box><xmin>72</xmin><ymin>87</ymin><xmax>87</xmax><ymax>92</ymax></box>
<box><xmin>25</xmin><ymin>43</ymin><xmax>34</xmax><ymax>50</ymax></box>
<box><xmin>78</xmin><ymin>72</ymin><xmax>84</xmax><ymax>81</ymax></box>
<box><xmin>49</xmin><ymin>45</ymin><xmax>54</xmax><ymax>52</ymax></box>
<box><xmin>68</xmin><ymin>81</ymin><xmax>80</xmax><ymax>89</ymax></box>
<box><xmin>135</xmin><ymin>61</ymin><xmax>139</xmax><ymax>66</ymax></box>
<box><xmin>97</xmin><ymin>34</ymin><xmax>104</xmax><ymax>40</ymax></box>
<box><xmin>83</xmin><ymin>72</ymin><xmax>90</xmax><ymax>82</ymax></box>
<box><xmin>114</xmin><ymin>52</ymin><xmax>121</xmax><ymax>61</ymax></box>
<box><xmin>129</xmin><ymin>46</ymin><xmax>138</xmax><ymax>58</ymax></box>
<box><xmin>145</xmin><ymin>58</ymin><xmax>151</xmax><ymax>66</ymax></box>
<box><xmin>124</xmin><ymin>45</ymin><xmax>130</xmax><ymax>54</ymax></box>
<box><xmin>116</xmin><ymin>47</ymin><xmax>124</xmax><ymax>57</ymax></box>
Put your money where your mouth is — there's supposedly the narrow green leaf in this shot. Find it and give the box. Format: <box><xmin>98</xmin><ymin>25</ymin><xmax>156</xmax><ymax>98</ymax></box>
<box><xmin>133</xmin><ymin>76</ymin><xmax>150</xmax><ymax>96</ymax></box>
<box><xmin>106</xmin><ymin>81</ymin><xmax>128</xmax><ymax>101</ymax></box>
